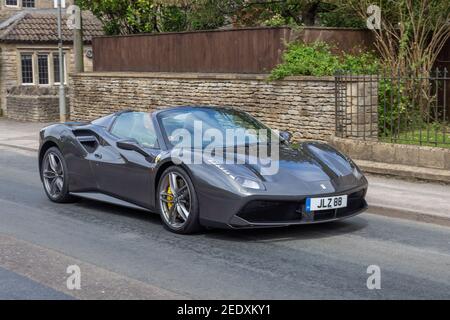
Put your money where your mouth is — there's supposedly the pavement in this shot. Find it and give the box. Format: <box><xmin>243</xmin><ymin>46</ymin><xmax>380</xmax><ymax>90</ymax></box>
<box><xmin>366</xmin><ymin>174</ymin><xmax>450</xmax><ymax>226</ymax></box>
<box><xmin>0</xmin><ymin>119</ymin><xmax>46</xmax><ymax>151</ymax></box>
<box><xmin>0</xmin><ymin>144</ymin><xmax>449</xmax><ymax>299</ymax></box>
<box><xmin>1</xmin><ymin>117</ymin><xmax>449</xmax><ymax>227</ymax></box>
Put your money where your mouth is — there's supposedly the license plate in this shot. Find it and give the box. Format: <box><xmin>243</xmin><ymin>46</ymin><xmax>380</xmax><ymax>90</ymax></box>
<box><xmin>306</xmin><ymin>195</ymin><xmax>348</xmax><ymax>212</ymax></box>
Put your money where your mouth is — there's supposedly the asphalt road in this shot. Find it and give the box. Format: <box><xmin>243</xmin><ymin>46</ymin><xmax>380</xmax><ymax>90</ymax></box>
<box><xmin>0</xmin><ymin>145</ymin><xmax>449</xmax><ymax>299</ymax></box>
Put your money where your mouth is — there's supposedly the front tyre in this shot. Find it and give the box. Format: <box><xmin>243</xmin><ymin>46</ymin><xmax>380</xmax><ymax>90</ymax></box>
<box><xmin>157</xmin><ymin>166</ymin><xmax>202</xmax><ymax>234</ymax></box>
<box><xmin>41</xmin><ymin>147</ymin><xmax>74</xmax><ymax>203</ymax></box>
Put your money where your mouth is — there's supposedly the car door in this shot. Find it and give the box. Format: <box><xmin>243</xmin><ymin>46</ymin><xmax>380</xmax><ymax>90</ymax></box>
<box><xmin>91</xmin><ymin>112</ymin><xmax>160</xmax><ymax>209</ymax></box>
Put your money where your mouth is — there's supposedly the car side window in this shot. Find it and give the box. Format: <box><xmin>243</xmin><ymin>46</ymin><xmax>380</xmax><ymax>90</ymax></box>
<box><xmin>110</xmin><ymin>112</ymin><xmax>159</xmax><ymax>149</ymax></box>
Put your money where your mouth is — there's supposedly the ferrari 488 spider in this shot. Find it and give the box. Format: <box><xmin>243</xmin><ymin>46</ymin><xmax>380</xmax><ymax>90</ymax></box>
<box><xmin>39</xmin><ymin>106</ymin><xmax>368</xmax><ymax>234</ymax></box>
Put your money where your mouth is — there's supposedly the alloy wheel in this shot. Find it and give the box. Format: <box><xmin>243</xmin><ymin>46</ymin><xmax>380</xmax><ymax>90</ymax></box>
<box><xmin>159</xmin><ymin>172</ymin><xmax>192</xmax><ymax>229</ymax></box>
<box><xmin>43</xmin><ymin>152</ymin><xmax>65</xmax><ymax>199</ymax></box>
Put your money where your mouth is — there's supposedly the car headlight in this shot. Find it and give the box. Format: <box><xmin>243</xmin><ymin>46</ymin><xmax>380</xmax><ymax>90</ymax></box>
<box><xmin>234</xmin><ymin>176</ymin><xmax>265</xmax><ymax>190</ymax></box>
<box><xmin>206</xmin><ymin>159</ymin><xmax>265</xmax><ymax>190</ymax></box>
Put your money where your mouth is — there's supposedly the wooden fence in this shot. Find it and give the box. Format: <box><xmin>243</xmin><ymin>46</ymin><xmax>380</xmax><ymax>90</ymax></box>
<box><xmin>92</xmin><ymin>27</ymin><xmax>376</xmax><ymax>74</ymax></box>
<box><xmin>93</xmin><ymin>27</ymin><xmax>291</xmax><ymax>74</ymax></box>
<box><xmin>294</xmin><ymin>27</ymin><xmax>376</xmax><ymax>54</ymax></box>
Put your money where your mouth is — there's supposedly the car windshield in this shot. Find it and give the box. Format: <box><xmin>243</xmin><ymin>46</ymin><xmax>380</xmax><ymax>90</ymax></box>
<box><xmin>157</xmin><ymin>108</ymin><xmax>275</xmax><ymax>148</ymax></box>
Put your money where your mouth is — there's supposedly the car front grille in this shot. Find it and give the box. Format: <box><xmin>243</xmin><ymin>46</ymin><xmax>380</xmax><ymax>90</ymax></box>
<box><xmin>236</xmin><ymin>200</ymin><xmax>301</xmax><ymax>223</ymax></box>
<box><xmin>236</xmin><ymin>189</ymin><xmax>367</xmax><ymax>224</ymax></box>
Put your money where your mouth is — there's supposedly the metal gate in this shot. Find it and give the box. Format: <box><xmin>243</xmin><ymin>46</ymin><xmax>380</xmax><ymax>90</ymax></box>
<box><xmin>335</xmin><ymin>68</ymin><xmax>449</xmax><ymax>148</ymax></box>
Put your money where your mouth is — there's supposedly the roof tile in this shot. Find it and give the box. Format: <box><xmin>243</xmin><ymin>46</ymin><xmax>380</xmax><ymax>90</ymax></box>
<box><xmin>0</xmin><ymin>11</ymin><xmax>104</xmax><ymax>43</ymax></box>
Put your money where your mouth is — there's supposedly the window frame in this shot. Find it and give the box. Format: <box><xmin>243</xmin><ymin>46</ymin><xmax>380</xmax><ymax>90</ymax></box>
<box><xmin>52</xmin><ymin>52</ymin><xmax>67</xmax><ymax>85</ymax></box>
<box><xmin>18</xmin><ymin>50</ymin><xmax>68</xmax><ymax>86</ymax></box>
<box><xmin>53</xmin><ymin>0</ymin><xmax>66</xmax><ymax>9</ymax></box>
<box><xmin>5</xmin><ymin>0</ymin><xmax>19</xmax><ymax>8</ymax></box>
<box><xmin>37</xmin><ymin>53</ymin><xmax>50</xmax><ymax>85</ymax></box>
<box><xmin>22</xmin><ymin>0</ymin><xmax>35</xmax><ymax>8</ymax></box>
<box><xmin>20</xmin><ymin>52</ymin><xmax>35</xmax><ymax>85</ymax></box>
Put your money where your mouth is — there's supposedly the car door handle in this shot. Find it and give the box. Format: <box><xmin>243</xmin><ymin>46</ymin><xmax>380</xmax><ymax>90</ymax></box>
<box><xmin>94</xmin><ymin>153</ymin><xmax>102</xmax><ymax>159</ymax></box>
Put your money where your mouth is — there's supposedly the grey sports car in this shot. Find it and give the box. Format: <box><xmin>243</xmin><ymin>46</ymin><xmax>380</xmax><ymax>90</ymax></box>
<box><xmin>39</xmin><ymin>106</ymin><xmax>368</xmax><ymax>234</ymax></box>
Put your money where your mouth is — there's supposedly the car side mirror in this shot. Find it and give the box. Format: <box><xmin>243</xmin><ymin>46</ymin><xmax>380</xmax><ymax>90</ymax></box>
<box><xmin>117</xmin><ymin>139</ymin><xmax>151</xmax><ymax>159</ymax></box>
<box><xmin>279</xmin><ymin>130</ymin><xmax>292</xmax><ymax>143</ymax></box>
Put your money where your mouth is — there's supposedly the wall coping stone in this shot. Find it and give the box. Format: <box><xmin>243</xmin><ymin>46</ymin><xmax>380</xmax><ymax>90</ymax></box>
<box><xmin>7</xmin><ymin>95</ymin><xmax>60</xmax><ymax>98</ymax></box>
<box><xmin>329</xmin><ymin>136</ymin><xmax>450</xmax><ymax>170</ymax></box>
<box><xmin>330</xmin><ymin>135</ymin><xmax>450</xmax><ymax>153</ymax></box>
<box><xmin>7</xmin><ymin>86</ymin><xmax>69</xmax><ymax>96</ymax></box>
<box><xmin>70</xmin><ymin>72</ymin><xmax>336</xmax><ymax>82</ymax></box>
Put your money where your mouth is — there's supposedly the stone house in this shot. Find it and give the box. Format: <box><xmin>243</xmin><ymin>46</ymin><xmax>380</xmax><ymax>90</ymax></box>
<box><xmin>0</xmin><ymin>1</ymin><xmax>103</xmax><ymax>120</ymax></box>
<box><xmin>1</xmin><ymin>0</ymin><xmax>65</xmax><ymax>21</ymax></box>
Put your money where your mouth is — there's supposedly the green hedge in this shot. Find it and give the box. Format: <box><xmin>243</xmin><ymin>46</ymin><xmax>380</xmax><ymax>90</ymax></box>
<box><xmin>270</xmin><ymin>42</ymin><xmax>379</xmax><ymax>80</ymax></box>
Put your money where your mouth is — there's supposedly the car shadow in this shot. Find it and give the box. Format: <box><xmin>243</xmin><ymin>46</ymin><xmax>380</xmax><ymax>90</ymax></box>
<box><xmin>73</xmin><ymin>198</ymin><xmax>368</xmax><ymax>242</ymax></box>
<box><xmin>73</xmin><ymin>198</ymin><xmax>161</xmax><ymax>223</ymax></box>
<box><xmin>203</xmin><ymin>216</ymin><xmax>369</xmax><ymax>242</ymax></box>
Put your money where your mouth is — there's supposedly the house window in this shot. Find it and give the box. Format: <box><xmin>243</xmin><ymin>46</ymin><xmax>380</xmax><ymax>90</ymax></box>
<box><xmin>20</xmin><ymin>52</ymin><xmax>67</xmax><ymax>85</ymax></box>
<box><xmin>20</xmin><ymin>54</ymin><xmax>33</xmax><ymax>84</ymax></box>
<box><xmin>5</xmin><ymin>0</ymin><xmax>18</xmax><ymax>7</ymax></box>
<box><xmin>53</xmin><ymin>53</ymin><xmax>66</xmax><ymax>84</ymax></box>
<box><xmin>53</xmin><ymin>0</ymin><xmax>66</xmax><ymax>8</ymax></box>
<box><xmin>22</xmin><ymin>0</ymin><xmax>35</xmax><ymax>8</ymax></box>
<box><xmin>38</xmin><ymin>54</ymin><xmax>49</xmax><ymax>84</ymax></box>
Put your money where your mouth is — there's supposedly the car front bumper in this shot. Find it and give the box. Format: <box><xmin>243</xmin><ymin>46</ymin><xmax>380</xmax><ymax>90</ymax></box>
<box><xmin>197</xmin><ymin>184</ymin><xmax>368</xmax><ymax>229</ymax></box>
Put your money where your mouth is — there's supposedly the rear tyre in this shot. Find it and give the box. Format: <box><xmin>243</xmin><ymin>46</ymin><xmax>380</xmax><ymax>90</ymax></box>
<box><xmin>157</xmin><ymin>166</ymin><xmax>202</xmax><ymax>234</ymax></box>
<box><xmin>41</xmin><ymin>147</ymin><xmax>75</xmax><ymax>203</ymax></box>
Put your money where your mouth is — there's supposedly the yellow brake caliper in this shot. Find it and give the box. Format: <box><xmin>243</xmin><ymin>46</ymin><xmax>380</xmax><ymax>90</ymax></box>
<box><xmin>167</xmin><ymin>186</ymin><xmax>174</xmax><ymax>210</ymax></box>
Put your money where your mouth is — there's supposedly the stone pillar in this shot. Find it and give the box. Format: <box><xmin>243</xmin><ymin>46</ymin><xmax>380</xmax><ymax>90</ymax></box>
<box><xmin>342</xmin><ymin>75</ymin><xmax>378</xmax><ymax>140</ymax></box>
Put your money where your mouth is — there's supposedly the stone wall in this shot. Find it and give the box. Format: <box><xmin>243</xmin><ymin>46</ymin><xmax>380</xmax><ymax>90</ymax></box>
<box><xmin>70</xmin><ymin>72</ymin><xmax>345</xmax><ymax>141</ymax></box>
<box><xmin>0</xmin><ymin>44</ymin><xmax>19</xmax><ymax>115</ymax></box>
<box><xmin>6</xmin><ymin>86</ymin><xmax>68</xmax><ymax>122</ymax></box>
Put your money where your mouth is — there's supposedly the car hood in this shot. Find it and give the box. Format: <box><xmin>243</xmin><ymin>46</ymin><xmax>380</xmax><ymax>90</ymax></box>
<box><xmin>268</xmin><ymin>142</ymin><xmax>364</xmax><ymax>194</ymax></box>
<box><xmin>196</xmin><ymin>142</ymin><xmax>366</xmax><ymax>195</ymax></box>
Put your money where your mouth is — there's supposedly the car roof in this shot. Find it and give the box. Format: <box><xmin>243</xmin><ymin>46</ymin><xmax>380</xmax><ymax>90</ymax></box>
<box><xmin>93</xmin><ymin>106</ymin><xmax>241</xmax><ymax>128</ymax></box>
<box><xmin>151</xmin><ymin>105</ymin><xmax>237</xmax><ymax>116</ymax></box>
<box><xmin>108</xmin><ymin>106</ymin><xmax>239</xmax><ymax>117</ymax></box>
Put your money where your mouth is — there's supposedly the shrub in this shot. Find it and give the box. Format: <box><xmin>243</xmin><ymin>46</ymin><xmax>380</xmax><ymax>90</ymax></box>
<box><xmin>269</xmin><ymin>42</ymin><xmax>378</xmax><ymax>80</ymax></box>
<box><xmin>341</xmin><ymin>51</ymin><xmax>379</xmax><ymax>75</ymax></box>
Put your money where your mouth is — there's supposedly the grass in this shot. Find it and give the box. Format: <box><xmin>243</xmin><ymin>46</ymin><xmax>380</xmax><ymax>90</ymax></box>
<box><xmin>379</xmin><ymin>128</ymin><xmax>450</xmax><ymax>148</ymax></box>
